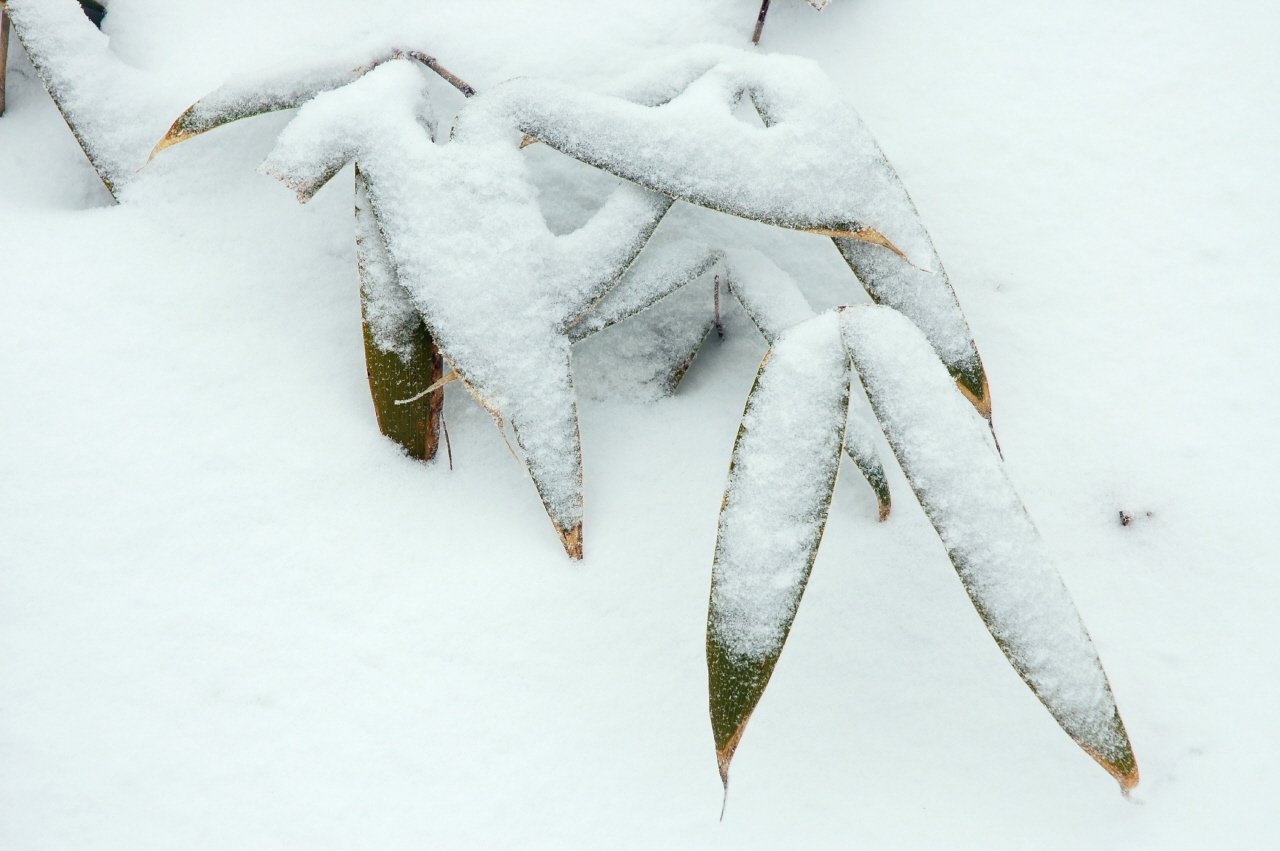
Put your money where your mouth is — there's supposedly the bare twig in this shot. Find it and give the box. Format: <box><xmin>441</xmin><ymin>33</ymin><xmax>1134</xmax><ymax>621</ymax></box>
<box><xmin>405</xmin><ymin>50</ymin><xmax>477</xmax><ymax>98</ymax></box>
<box><xmin>751</xmin><ymin>0</ymin><xmax>772</xmax><ymax>45</ymax></box>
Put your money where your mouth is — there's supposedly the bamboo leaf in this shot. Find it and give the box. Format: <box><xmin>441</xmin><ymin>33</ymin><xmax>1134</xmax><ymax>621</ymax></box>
<box><xmin>839</xmin><ymin>305</ymin><xmax>1137</xmax><ymax>789</ymax></box>
<box><xmin>572</xmin><ymin>277</ymin><xmax>716</xmax><ymax>400</ymax></box>
<box><xmin>149</xmin><ymin>47</ymin><xmax>399</xmax><ymax>160</ymax></box>
<box><xmin>568</xmin><ymin>235</ymin><xmax>720</xmax><ymax>342</ymax></box>
<box><xmin>356</xmin><ymin>167</ymin><xmax>442</xmax><ymax>461</ymax></box>
<box><xmin>480</xmin><ymin>46</ymin><xmax>991</xmax><ymax>420</ymax></box>
<box><xmin>262</xmin><ymin>61</ymin><xmax>672</xmax><ymax>558</ymax></box>
<box><xmin>1</xmin><ymin>8</ymin><xmax>10</xmax><ymax>118</ymax></box>
<box><xmin>726</xmin><ymin>249</ymin><xmax>891</xmax><ymax>518</ymax></box>
<box><xmin>4</xmin><ymin>0</ymin><xmax>174</xmax><ymax>197</ymax></box>
<box><xmin>843</xmin><ymin>405</ymin><xmax>891</xmax><ymax>521</ymax></box>
<box><xmin>707</xmin><ymin>312</ymin><xmax>850</xmax><ymax>790</ymax></box>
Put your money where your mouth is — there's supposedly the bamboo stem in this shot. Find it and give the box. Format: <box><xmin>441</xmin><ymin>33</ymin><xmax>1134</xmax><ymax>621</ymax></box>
<box><xmin>751</xmin><ymin>0</ymin><xmax>771</xmax><ymax>45</ymax></box>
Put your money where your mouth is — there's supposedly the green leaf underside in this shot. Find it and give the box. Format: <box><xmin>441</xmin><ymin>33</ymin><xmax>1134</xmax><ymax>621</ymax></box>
<box><xmin>355</xmin><ymin>166</ymin><xmax>443</xmax><ymax>460</ymax></box>
<box><xmin>360</xmin><ymin>314</ymin><xmax>442</xmax><ymax>461</ymax></box>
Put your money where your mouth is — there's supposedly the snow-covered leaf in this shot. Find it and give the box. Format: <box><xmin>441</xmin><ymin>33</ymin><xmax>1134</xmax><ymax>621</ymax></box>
<box><xmin>356</xmin><ymin>167</ymin><xmax>443</xmax><ymax>461</ymax></box>
<box><xmin>726</xmin><ymin>249</ymin><xmax>890</xmax><ymax>517</ymax></box>
<box><xmin>707</xmin><ymin>311</ymin><xmax>850</xmax><ymax>789</ymax></box>
<box><xmin>573</xmin><ymin>276</ymin><xmax>716</xmax><ymax>401</ymax></box>
<box><xmin>843</xmin><ymin>398</ymin><xmax>892</xmax><ymax>522</ymax></box>
<box><xmin>479</xmin><ymin>45</ymin><xmax>991</xmax><ymax>418</ymax></box>
<box><xmin>839</xmin><ymin>305</ymin><xmax>1137</xmax><ymax>789</ymax></box>
<box><xmin>149</xmin><ymin>45</ymin><xmax>401</xmax><ymax>160</ymax></box>
<box><xmin>260</xmin><ymin>60</ymin><xmax>671</xmax><ymax>557</ymax></box>
<box><xmin>4</xmin><ymin>0</ymin><xmax>176</xmax><ymax>196</ymax></box>
<box><xmin>568</xmin><ymin>234</ymin><xmax>720</xmax><ymax>342</ymax></box>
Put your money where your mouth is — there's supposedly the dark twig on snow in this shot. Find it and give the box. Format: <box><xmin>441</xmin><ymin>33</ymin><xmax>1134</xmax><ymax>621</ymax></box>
<box><xmin>751</xmin><ymin>0</ymin><xmax>772</xmax><ymax>45</ymax></box>
<box><xmin>406</xmin><ymin>51</ymin><xmax>477</xmax><ymax>98</ymax></box>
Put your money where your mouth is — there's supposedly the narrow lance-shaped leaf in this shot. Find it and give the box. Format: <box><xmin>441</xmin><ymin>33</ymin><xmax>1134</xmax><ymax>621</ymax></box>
<box><xmin>725</xmin><ymin>249</ymin><xmax>890</xmax><ymax>519</ymax></box>
<box><xmin>839</xmin><ymin>304</ymin><xmax>1137</xmax><ymax>789</ymax></box>
<box><xmin>150</xmin><ymin>45</ymin><xmax>400</xmax><ymax>159</ymax></box>
<box><xmin>568</xmin><ymin>235</ymin><xmax>720</xmax><ymax>341</ymax></box>
<box><xmin>5</xmin><ymin>0</ymin><xmax>176</xmax><ymax>196</ymax></box>
<box><xmin>1</xmin><ymin>7</ymin><xmax>10</xmax><ymax>118</ymax></box>
<box><xmin>260</xmin><ymin>60</ymin><xmax>672</xmax><ymax>558</ymax></box>
<box><xmin>708</xmin><ymin>311</ymin><xmax>850</xmax><ymax>793</ymax></box>
<box><xmin>355</xmin><ymin>166</ymin><xmax>443</xmax><ymax>461</ymax></box>
<box><xmin>573</xmin><ymin>276</ymin><xmax>717</xmax><ymax>401</ymax></box>
<box><xmin>479</xmin><ymin>45</ymin><xmax>991</xmax><ymax>418</ymax></box>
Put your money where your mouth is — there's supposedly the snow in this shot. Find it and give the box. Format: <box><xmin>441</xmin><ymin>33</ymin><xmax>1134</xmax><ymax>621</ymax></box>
<box><xmin>2</xmin><ymin>0</ymin><xmax>1278</xmax><ymax>847</ymax></box>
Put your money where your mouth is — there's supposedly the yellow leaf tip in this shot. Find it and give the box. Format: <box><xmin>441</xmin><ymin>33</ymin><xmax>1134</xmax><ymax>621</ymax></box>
<box><xmin>559</xmin><ymin>523</ymin><xmax>583</xmax><ymax>560</ymax></box>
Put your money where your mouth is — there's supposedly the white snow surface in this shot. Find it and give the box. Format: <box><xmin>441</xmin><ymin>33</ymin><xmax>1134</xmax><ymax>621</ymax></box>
<box><xmin>2</xmin><ymin>0</ymin><xmax>1277</xmax><ymax>847</ymax></box>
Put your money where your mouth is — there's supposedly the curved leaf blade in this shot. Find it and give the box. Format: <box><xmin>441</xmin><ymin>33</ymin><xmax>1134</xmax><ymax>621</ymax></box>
<box><xmin>726</xmin><ymin>249</ymin><xmax>891</xmax><ymax>518</ymax></box>
<box><xmin>149</xmin><ymin>47</ymin><xmax>398</xmax><ymax>160</ymax></box>
<box><xmin>839</xmin><ymin>305</ymin><xmax>1137</xmax><ymax>789</ymax></box>
<box><xmin>356</xmin><ymin>167</ymin><xmax>442</xmax><ymax>461</ymax></box>
<box><xmin>708</xmin><ymin>312</ymin><xmax>850</xmax><ymax>788</ymax></box>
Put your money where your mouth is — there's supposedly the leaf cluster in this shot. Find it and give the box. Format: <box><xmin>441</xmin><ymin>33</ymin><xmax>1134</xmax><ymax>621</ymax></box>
<box><xmin>2</xmin><ymin>0</ymin><xmax>1138</xmax><ymax>808</ymax></box>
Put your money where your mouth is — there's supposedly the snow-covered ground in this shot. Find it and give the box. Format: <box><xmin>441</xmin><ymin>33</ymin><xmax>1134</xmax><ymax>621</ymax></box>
<box><xmin>2</xmin><ymin>0</ymin><xmax>1277</xmax><ymax>847</ymax></box>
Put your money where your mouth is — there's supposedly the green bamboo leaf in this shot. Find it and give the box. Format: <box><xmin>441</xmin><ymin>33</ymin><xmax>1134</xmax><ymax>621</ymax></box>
<box><xmin>1</xmin><ymin>7</ymin><xmax>10</xmax><ymax>118</ymax></box>
<box><xmin>707</xmin><ymin>311</ymin><xmax>850</xmax><ymax>793</ymax></box>
<box><xmin>355</xmin><ymin>167</ymin><xmax>443</xmax><ymax>461</ymax></box>
<box><xmin>839</xmin><ymin>304</ymin><xmax>1137</xmax><ymax>789</ymax></box>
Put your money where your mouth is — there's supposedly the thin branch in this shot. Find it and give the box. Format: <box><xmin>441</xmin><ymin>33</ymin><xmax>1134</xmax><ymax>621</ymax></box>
<box><xmin>405</xmin><ymin>50</ymin><xmax>477</xmax><ymax>98</ymax></box>
<box><xmin>751</xmin><ymin>0</ymin><xmax>772</xmax><ymax>45</ymax></box>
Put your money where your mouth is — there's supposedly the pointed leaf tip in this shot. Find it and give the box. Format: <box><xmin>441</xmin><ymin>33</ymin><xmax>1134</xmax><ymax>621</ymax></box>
<box><xmin>559</xmin><ymin>523</ymin><xmax>583</xmax><ymax>560</ymax></box>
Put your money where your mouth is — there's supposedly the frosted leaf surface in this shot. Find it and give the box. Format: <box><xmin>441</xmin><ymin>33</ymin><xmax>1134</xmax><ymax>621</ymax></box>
<box><xmin>259</xmin><ymin>60</ymin><xmax>670</xmax><ymax>554</ymax></box>
<box><xmin>842</xmin><ymin>394</ymin><xmax>892</xmax><ymax>522</ymax></box>
<box><xmin>572</xmin><ymin>279</ymin><xmax>716</xmax><ymax>401</ymax></box>
<box><xmin>153</xmin><ymin>43</ymin><xmax>405</xmax><ymax>155</ymax></box>
<box><xmin>6</xmin><ymin>0</ymin><xmax>177</xmax><ymax>195</ymax></box>
<box><xmin>707</xmin><ymin>312</ymin><xmax>849</xmax><ymax>775</ymax></box>
<box><xmin>476</xmin><ymin>45</ymin><xmax>986</xmax><ymax>410</ymax></box>
<box><xmin>723</xmin><ymin>248</ymin><xmax>816</xmax><ymax>344</ymax></box>
<box><xmin>568</xmin><ymin>234</ymin><xmax>720</xmax><ymax>342</ymax></box>
<box><xmin>839</xmin><ymin>305</ymin><xmax>1136</xmax><ymax>785</ymax></box>
<box><xmin>354</xmin><ymin>169</ymin><xmax>419</xmax><ymax>360</ymax></box>
<box><xmin>723</xmin><ymin>250</ymin><xmax>889</xmax><ymax>517</ymax></box>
